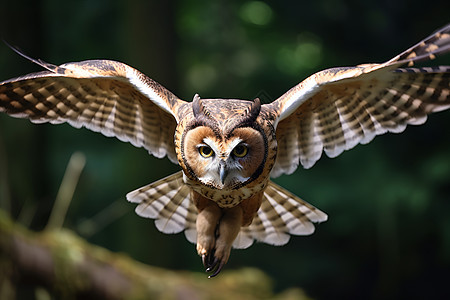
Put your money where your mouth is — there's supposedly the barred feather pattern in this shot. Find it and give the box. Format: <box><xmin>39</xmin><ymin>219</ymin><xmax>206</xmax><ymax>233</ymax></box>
<box><xmin>270</xmin><ymin>23</ymin><xmax>450</xmax><ymax>177</ymax></box>
<box><xmin>387</xmin><ymin>23</ymin><xmax>450</xmax><ymax>66</ymax></box>
<box><xmin>272</xmin><ymin>67</ymin><xmax>450</xmax><ymax>176</ymax></box>
<box><xmin>127</xmin><ymin>172</ymin><xmax>199</xmax><ymax>243</ymax></box>
<box><xmin>272</xmin><ymin>66</ymin><xmax>450</xmax><ymax>176</ymax></box>
<box><xmin>128</xmin><ymin>172</ymin><xmax>327</xmax><ymax>249</ymax></box>
<box><xmin>234</xmin><ymin>181</ymin><xmax>327</xmax><ymax>248</ymax></box>
<box><xmin>0</xmin><ymin>60</ymin><xmax>182</xmax><ymax>163</ymax></box>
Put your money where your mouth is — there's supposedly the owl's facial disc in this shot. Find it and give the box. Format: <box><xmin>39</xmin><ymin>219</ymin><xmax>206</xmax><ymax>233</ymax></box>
<box><xmin>195</xmin><ymin>136</ymin><xmax>249</xmax><ymax>188</ymax></box>
<box><xmin>183</xmin><ymin>126</ymin><xmax>265</xmax><ymax>189</ymax></box>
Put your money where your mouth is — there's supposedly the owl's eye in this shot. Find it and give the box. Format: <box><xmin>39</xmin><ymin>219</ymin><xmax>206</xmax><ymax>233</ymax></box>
<box><xmin>198</xmin><ymin>145</ymin><xmax>214</xmax><ymax>158</ymax></box>
<box><xmin>232</xmin><ymin>144</ymin><xmax>248</xmax><ymax>158</ymax></box>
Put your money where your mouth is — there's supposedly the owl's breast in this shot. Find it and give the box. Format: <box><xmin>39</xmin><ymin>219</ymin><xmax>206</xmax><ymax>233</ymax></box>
<box><xmin>183</xmin><ymin>172</ymin><xmax>268</xmax><ymax>208</ymax></box>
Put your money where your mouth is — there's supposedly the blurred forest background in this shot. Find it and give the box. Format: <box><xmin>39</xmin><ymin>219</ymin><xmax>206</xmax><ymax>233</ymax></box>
<box><xmin>0</xmin><ymin>0</ymin><xmax>449</xmax><ymax>299</ymax></box>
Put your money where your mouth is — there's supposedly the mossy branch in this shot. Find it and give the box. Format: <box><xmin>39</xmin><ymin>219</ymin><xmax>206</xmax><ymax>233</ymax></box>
<box><xmin>0</xmin><ymin>210</ymin><xmax>310</xmax><ymax>300</ymax></box>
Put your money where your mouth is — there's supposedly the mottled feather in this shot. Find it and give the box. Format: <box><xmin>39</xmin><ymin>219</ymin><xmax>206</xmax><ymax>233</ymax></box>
<box><xmin>0</xmin><ymin>59</ymin><xmax>186</xmax><ymax>163</ymax></box>
<box><xmin>235</xmin><ymin>181</ymin><xmax>327</xmax><ymax>248</ymax></box>
<box><xmin>269</xmin><ymin>24</ymin><xmax>450</xmax><ymax>176</ymax></box>
<box><xmin>127</xmin><ymin>171</ymin><xmax>198</xmax><ymax>242</ymax></box>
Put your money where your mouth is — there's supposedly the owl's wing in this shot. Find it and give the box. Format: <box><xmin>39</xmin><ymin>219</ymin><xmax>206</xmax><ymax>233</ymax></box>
<box><xmin>127</xmin><ymin>171</ymin><xmax>198</xmax><ymax>243</ymax></box>
<box><xmin>266</xmin><ymin>24</ymin><xmax>450</xmax><ymax>177</ymax></box>
<box><xmin>0</xmin><ymin>53</ymin><xmax>186</xmax><ymax>163</ymax></box>
<box><xmin>233</xmin><ymin>180</ymin><xmax>327</xmax><ymax>249</ymax></box>
<box><xmin>128</xmin><ymin>174</ymin><xmax>326</xmax><ymax>249</ymax></box>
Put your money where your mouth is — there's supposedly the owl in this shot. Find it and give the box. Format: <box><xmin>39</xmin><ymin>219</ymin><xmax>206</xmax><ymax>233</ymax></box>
<box><xmin>0</xmin><ymin>24</ymin><xmax>449</xmax><ymax>277</ymax></box>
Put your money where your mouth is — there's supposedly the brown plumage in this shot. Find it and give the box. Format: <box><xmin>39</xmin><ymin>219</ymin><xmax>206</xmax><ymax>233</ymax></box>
<box><xmin>0</xmin><ymin>24</ymin><xmax>449</xmax><ymax>277</ymax></box>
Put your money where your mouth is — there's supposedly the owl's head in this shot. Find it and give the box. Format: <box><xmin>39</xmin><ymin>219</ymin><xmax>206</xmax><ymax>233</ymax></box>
<box><xmin>178</xmin><ymin>95</ymin><xmax>269</xmax><ymax>190</ymax></box>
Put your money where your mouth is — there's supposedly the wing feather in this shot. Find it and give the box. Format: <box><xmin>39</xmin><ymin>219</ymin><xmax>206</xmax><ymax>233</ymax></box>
<box><xmin>127</xmin><ymin>171</ymin><xmax>197</xmax><ymax>238</ymax></box>
<box><xmin>268</xmin><ymin>24</ymin><xmax>450</xmax><ymax>177</ymax></box>
<box><xmin>0</xmin><ymin>57</ymin><xmax>186</xmax><ymax>163</ymax></box>
<box><xmin>233</xmin><ymin>181</ymin><xmax>327</xmax><ymax>249</ymax></box>
<box><xmin>129</xmin><ymin>176</ymin><xmax>327</xmax><ymax>249</ymax></box>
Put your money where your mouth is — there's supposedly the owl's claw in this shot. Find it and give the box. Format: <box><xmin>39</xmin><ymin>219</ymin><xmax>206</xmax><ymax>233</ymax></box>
<box><xmin>202</xmin><ymin>249</ymin><xmax>226</xmax><ymax>278</ymax></box>
<box><xmin>205</xmin><ymin>255</ymin><xmax>218</xmax><ymax>272</ymax></box>
<box><xmin>208</xmin><ymin>266</ymin><xmax>223</xmax><ymax>278</ymax></box>
<box><xmin>202</xmin><ymin>253</ymin><xmax>215</xmax><ymax>269</ymax></box>
<box><xmin>207</xmin><ymin>260</ymin><xmax>225</xmax><ymax>278</ymax></box>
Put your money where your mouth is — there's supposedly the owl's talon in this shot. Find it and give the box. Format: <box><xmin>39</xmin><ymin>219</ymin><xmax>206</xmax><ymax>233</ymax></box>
<box><xmin>208</xmin><ymin>261</ymin><xmax>225</xmax><ymax>278</ymax></box>
<box><xmin>204</xmin><ymin>252</ymin><xmax>226</xmax><ymax>278</ymax></box>
<box><xmin>202</xmin><ymin>253</ymin><xmax>214</xmax><ymax>270</ymax></box>
<box><xmin>205</xmin><ymin>256</ymin><xmax>219</xmax><ymax>272</ymax></box>
<box><xmin>202</xmin><ymin>254</ymin><xmax>208</xmax><ymax>268</ymax></box>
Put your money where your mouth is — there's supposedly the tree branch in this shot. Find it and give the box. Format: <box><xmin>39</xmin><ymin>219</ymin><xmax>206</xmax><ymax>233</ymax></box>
<box><xmin>0</xmin><ymin>210</ymin><xmax>309</xmax><ymax>300</ymax></box>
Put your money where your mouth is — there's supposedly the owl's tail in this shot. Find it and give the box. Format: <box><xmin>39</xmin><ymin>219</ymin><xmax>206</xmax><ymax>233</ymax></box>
<box><xmin>233</xmin><ymin>180</ymin><xmax>328</xmax><ymax>249</ymax></box>
<box><xmin>127</xmin><ymin>172</ymin><xmax>327</xmax><ymax>249</ymax></box>
<box><xmin>127</xmin><ymin>171</ymin><xmax>199</xmax><ymax>244</ymax></box>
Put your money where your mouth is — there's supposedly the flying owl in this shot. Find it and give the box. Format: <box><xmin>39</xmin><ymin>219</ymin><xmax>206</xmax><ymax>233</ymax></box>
<box><xmin>0</xmin><ymin>25</ymin><xmax>449</xmax><ymax>277</ymax></box>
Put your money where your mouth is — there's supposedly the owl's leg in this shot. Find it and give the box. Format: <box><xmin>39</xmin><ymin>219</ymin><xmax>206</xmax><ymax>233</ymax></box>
<box><xmin>194</xmin><ymin>197</ymin><xmax>222</xmax><ymax>266</ymax></box>
<box><xmin>207</xmin><ymin>192</ymin><xmax>262</xmax><ymax>277</ymax></box>
<box><xmin>207</xmin><ymin>205</ymin><xmax>243</xmax><ymax>277</ymax></box>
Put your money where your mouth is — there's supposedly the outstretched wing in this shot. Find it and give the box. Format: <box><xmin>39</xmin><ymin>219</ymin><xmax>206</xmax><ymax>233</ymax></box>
<box><xmin>0</xmin><ymin>53</ymin><xmax>187</xmax><ymax>163</ymax></box>
<box><xmin>267</xmin><ymin>24</ymin><xmax>450</xmax><ymax>177</ymax></box>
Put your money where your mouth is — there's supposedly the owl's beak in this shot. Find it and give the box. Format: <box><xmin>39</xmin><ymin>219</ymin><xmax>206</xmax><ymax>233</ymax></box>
<box><xmin>219</xmin><ymin>162</ymin><xmax>228</xmax><ymax>185</ymax></box>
